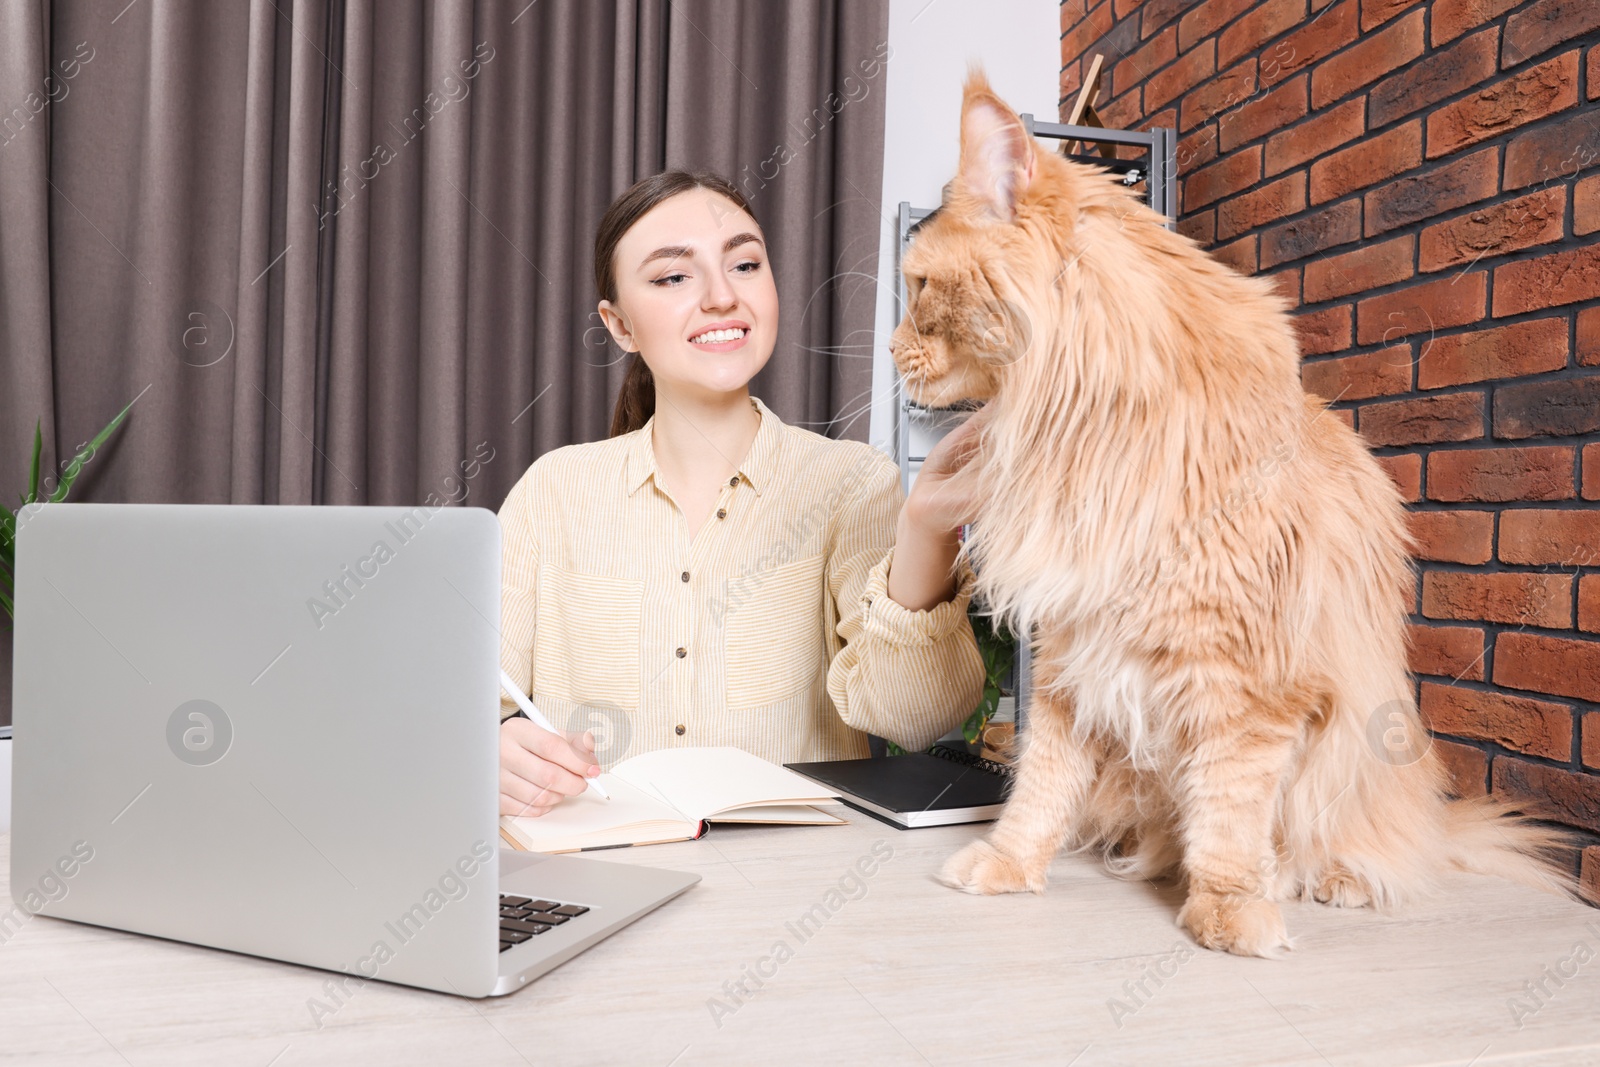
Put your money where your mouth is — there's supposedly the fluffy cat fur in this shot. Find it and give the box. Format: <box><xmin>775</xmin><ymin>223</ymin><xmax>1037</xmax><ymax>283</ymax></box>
<box><xmin>890</xmin><ymin>69</ymin><xmax>1576</xmax><ymax>957</ymax></box>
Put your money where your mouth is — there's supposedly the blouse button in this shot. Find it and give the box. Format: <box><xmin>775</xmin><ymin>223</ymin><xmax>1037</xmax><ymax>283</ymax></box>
<box><xmin>716</xmin><ymin>508</ymin><xmax>726</xmax><ymax>519</ymax></box>
<box><xmin>675</xmin><ymin>647</ymin><xmax>687</xmax><ymax>658</ymax></box>
<box><xmin>728</xmin><ymin>475</ymin><xmax>739</xmax><ymax>487</ymax></box>
<box><xmin>675</xmin><ymin>724</ymin><xmax>686</xmax><ymax>736</ymax></box>
<box><xmin>681</xmin><ymin>571</ymin><xmax>690</xmax><ymax>582</ymax></box>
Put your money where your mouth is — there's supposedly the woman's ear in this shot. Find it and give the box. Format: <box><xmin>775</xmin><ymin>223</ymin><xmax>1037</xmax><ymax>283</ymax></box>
<box><xmin>597</xmin><ymin>299</ymin><xmax>638</xmax><ymax>352</ymax></box>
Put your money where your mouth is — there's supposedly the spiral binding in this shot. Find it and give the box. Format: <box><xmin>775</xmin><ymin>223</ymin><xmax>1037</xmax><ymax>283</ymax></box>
<box><xmin>928</xmin><ymin>743</ymin><xmax>1015</xmax><ymax>778</ymax></box>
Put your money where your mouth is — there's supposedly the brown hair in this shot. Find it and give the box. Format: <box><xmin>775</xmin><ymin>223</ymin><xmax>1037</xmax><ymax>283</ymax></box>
<box><xmin>596</xmin><ymin>170</ymin><xmax>760</xmax><ymax>437</ymax></box>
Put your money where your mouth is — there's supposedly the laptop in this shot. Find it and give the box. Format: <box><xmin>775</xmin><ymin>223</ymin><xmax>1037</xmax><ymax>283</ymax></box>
<box><xmin>8</xmin><ymin>501</ymin><xmax>698</xmax><ymax>998</ymax></box>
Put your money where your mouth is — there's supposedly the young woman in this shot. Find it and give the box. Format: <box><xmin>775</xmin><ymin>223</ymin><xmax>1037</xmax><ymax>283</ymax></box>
<box><xmin>496</xmin><ymin>170</ymin><xmax>987</xmax><ymax>818</ymax></box>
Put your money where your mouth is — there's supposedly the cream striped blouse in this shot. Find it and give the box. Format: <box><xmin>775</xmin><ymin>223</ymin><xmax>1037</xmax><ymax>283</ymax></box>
<box><xmin>495</xmin><ymin>394</ymin><xmax>986</xmax><ymax>767</ymax></box>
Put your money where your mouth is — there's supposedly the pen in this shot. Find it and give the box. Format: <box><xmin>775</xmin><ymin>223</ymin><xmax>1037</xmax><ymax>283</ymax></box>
<box><xmin>498</xmin><ymin>668</ymin><xmax>611</xmax><ymax>801</ymax></box>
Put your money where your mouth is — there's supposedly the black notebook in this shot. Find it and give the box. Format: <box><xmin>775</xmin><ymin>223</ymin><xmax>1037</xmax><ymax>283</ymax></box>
<box><xmin>784</xmin><ymin>746</ymin><xmax>1013</xmax><ymax>829</ymax></box>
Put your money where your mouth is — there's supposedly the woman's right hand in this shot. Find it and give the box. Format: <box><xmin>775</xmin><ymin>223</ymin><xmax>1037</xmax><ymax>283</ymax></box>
<box><xmin>499</xmin><ymin>716</ymin><xmax>602</xmax><ymax>817</ymax></box>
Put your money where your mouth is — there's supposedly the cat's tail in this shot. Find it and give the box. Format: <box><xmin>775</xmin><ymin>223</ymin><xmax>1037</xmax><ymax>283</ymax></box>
<box><xmin>1439</xmin><ymin>791</ymin><xmax>1579</xmax><ymax>900</ymax></box>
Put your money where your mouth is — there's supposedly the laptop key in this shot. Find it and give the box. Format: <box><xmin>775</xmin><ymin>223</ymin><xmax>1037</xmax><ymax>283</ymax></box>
<box><xmin>499</xmin><ymin>925</ymin><xmax>533</xmax><ymax>941</ymax></box>
<box><xmin>499</xmin><ymin>942</ymin><xmax>515</xmax><ymax>953</ymax></box>
<box><xmin>500</xmin><ymin>895</ymin><xmax>532</xmax><ymax>908</ymax></box>
<box><xmin>524</xmin><ymin>912</ymin><xmax>569</xmax><ymax>925</ymax></box>
<box><xmin>550</xmin><ymin>904</ymin><xmax>589</xmax><ymax>917</ymax></box>
<box><xmin>500</xmin><ymin>918</ymin><xmax>552</xmax><ymax>936</ymax></box>
<box><xmin>528</xmin><ymin>900</ymin><xmax>561</xmax><ymax>911</ymax></box>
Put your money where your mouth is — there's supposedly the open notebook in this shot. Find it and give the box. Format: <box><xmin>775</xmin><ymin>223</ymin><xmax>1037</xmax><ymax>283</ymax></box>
<box><xmin>499</xmin><ymin>746</ymin><xmax>845</xmax><ymax>853</ymax></box>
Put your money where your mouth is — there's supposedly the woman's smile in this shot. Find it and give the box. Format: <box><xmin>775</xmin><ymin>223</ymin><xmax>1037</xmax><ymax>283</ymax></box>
<box><xmin>688</xmin><ymin>320</ymin><xmax>751</xmax><ymax>351</ymax></box>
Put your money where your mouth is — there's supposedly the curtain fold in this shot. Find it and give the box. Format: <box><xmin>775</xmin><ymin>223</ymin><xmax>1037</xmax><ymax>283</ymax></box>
<box><xmin>0</xmin><ymin>0</ymin><xmax>892</xmax><ymax>517</ymax></box>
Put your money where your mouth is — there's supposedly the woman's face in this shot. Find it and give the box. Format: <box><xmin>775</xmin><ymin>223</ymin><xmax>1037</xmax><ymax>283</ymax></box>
<box><xmin>599</xmin><ymin>188</ymin><xmax>778</xmax><ymax>401</ymax></box>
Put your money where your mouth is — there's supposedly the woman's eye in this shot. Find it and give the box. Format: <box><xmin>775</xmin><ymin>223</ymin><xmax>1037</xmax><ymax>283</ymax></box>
<box><xmin>652</xmin><ymin>273</ymin><xmax>688</xmax><ymax>287</ymax></box>
<box><xmin>734</xmin><ymin>261</ymin><xmax>761</xmax><ymax>274</ymax></box>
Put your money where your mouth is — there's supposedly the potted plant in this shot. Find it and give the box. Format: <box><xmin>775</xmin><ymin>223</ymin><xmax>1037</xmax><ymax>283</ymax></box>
<box><xmin>888</xmin><ymin>599</ymin><xmax>1017</xmax><ymax>758</ymax></box>
<box><xmin>1</xmin><ymin>404</ymin><xmax>132</xmax><ymax>833</ymax></box>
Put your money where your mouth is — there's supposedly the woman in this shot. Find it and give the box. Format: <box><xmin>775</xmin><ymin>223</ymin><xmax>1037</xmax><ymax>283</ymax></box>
<box><xmin>497</xmin><ymin>170</ymin><xmax>987</xmax><ymax>818</ymax></box>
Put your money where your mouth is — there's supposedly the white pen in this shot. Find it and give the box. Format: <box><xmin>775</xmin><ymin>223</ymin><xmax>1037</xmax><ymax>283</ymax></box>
<box><xmin>499</xmin><ymin>668</ymin><xmax>610</xmax><ymax>801</ymax></box>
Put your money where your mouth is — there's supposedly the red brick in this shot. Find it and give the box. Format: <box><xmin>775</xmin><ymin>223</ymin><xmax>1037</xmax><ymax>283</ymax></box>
<box><xmin>1408</xmin><ymin>622</ymin><xmax>1486</xmax><ymax>679</ymax></box>
<box><xmin>1266</xmin><ymin>266</ymin><xmax>1302</xmax><ymax>307</ymax></box>
<box><xmin>1265</xmin><ymin>98</ymin><xmax>1365</xmax><ymax>176</ymax></box>
<box><xmin>1365</xmin><ymin>146</ymin><xmax>1499</xmax><ymax>237</ymax></box>
<box><xmin>1217</xmin><ymin>172</ymin><xmax>1307</xmax><ymax>240</ymax></box>
<box><xmin>1312</xmin><ymin>10</ymin><xmax>1425</xmax><ymax>109</ymax></box>
<box><xmin>1218</xmin><ymin>0</ymin><xmax>1305</xmax><ymax>69</ymax></box>
<box><xmin>1503</xmin><ymin>0</ymin><xmax>1600</xmax><ymax>69</ymax></box>
<box><xmin>1494</xmin><ymin>376</ymin><xmax>1600</xmax><ymax>439</ymax></box>
<box><xmin>1177</xmin><ymin>126</ymin><xmax>1221</xmax><ymax>172</ymax></box>
<box><xmin>1495</xmin><ymin>632</ymin><xmax>1600</xmax><ymax>702</ymax></box>
<box><xmin>1219</xmin><ymin>75</ymin><xmax>1308</xmax><ymax>151</ymax></box>
<box><xmin>1310</xmin><ymin>121</ymin><xmax>1422</xmax><ymax>204</ymax></box>
<box><xmin>1148</xmin><ymin>37</ymin><xmax>1217</xmax><ymax>112</ymax></box>
<box><xmin>1431</xmin><ymin>0</ymin><xmax>1519</xmax><ymax>46</ymax></box>
<box><xmin>1370</xmin><ymin>27</ymin><xmax>1500</xmax><ymax>128</ymax></box>
<box><xmin>1098</xmin><ymin>90</ymin><xmax>1144</xmax><ymax>134</ymax></box>
<box><xmin>1261</xmin><ymin>199</ymin><xmax>1362</xmax><ymax>269</ymax></box>
<box><xmin>1114</xmin><ymin>25</ymin><xmax>1178</xmax><ymax>98</ymax></box>
<box><xmin>1584</xmin><ymin>308</ymin><xmax>1600</xmax><ymax>367</ymax></box>
<box><xmin>1499</xmin><ymin>509</ymin><xmax>1600</xmax><ymax>567</ymax></box>
<box><xmin>1492</xmin><ymin>758</ymin><xmax>1600</xmax><ymax>834</ymax></box>
<box><xmin>1328</xmin><ymin>406</ymin><xmax>1356</xmax><ymax>428</ymax></box>
<box><xmin>1427</xmin><ymin>446</ymin><xmax>1576</xmax><ymax>502</ymax></box>
<box><xmin>1304</xmin><ymin>236</ymin><xmax>1415</xmax><ymax>303</ymax></box>
<box><xmin>1582</xmin><ymin>845</ymin><xmax>1600</xmax><ymax>904</ymax></box>
<box><xmin>1503</xmin><ymin>110</ymin><xmax>1600</xmax><ymax>191</ymax></box>
<box><xmin>1576</xmin><ymin>174</ymin><xmax>1600</xmax><ymax>237</ymax></box>
<box><xmin>1179</xmin><ymin>209</ymin><xmax>1216</xmax><ymax>246</ymax></box>
<box><xmin>1360</xmin><ymin>392</ymin><xmax>1484</xmax><ymax>446</ymax></box>
<box><xmin>1179</xmin><ymin>0</ymin><xmax>1257</xmax><ymax>53</ymax></box>
<box><xmin>1212</xmin><ymin>234</ymin><xmax>1258</xmax><ymax>274</ymax></box>
<box><xmin>1492</xmin><ymin>243</ymin><xmax>1600</xmax><ymax>316</ymax></box>
<box><xmin>1355</xmin><ymin>272</ymin><xmax>1487</xmax><ymax>346</ymax></box>
<box><xmin>1062</xmin><ymin>0</ymin><xmax>1116</xmax><ymax>68</ymax></box>
<box><xmin>1423</xmin><ymin>571</ymin><xmax>1572</xmax><ymax>628</ymax></box>
<box><xmin>1140</xmin><ymin>0</ymin><xmax>1196</xmax><ymax>38</ymax></box>
<box><xmin>1264</xmin><ymin>0</ymin><xmax>1359</xmax><ymax>88</ymax></box>
<box><xmin>1060</xmin><ymin>60</ymin><xmax>1083</xmax><ymax>110</ymax></box>
<box><xmin>1418</xmin><ymin>187</ymin><xmax>1566</xmax><ymax>272</ymax></box>
<box><xmin>1417</xmin><ymin>317</ymin><xmax>1569</xmax><ymax>388</ymax></box>
<box><xmin>1592</xmin><ymin>43</ymin><xmax>1600</xmax><ymax>99</ymax></box>
<box><xmin>1409</xmin><ymin>510</ymin><xmax>1494</xmax><ymax>564</ymax></box>
<box><xmin>1421</xmin><ymin>681</ymin><xmax>1572</xmax><ymax>760</ymax></box>
<box><xmin>1363</xmin><ymin>0</ymin><xmax>1426</xmax><ymax>30</ymax></box>
<box><xmin>1432</xmin><ymin>738</ymin><xmax>1489</xmax><ymax>796</ymax></box>
<box><xmin>1184</xmin><ymin>145</ymin><xmax>1261</xmax><ymax>211</ymax></box>
<box><xmin>1426</xmin><ymin>51</ymin><xmax>1580</xmax><ymax>160</ymax></box>
<box><xmin>1302</xmin><ymin>347</ymin><xmax>1415</xmax><ymax>399</ymax></box>
<box><xmin>1587</xmin><ymin>443</ymin><xmax>1600</xmax><ymax>500</ymax></box>
<box><xmin>1182</xmin><ymin>59</ymin><xmax>1258</xmax><ymax>132</ymax></box>
<box><xmin>1378</xmin><ymin>452</ymin><xmax>1423</xmax><ymax>501</ymax></box>
<box><xmin>1581</xmin><ymin>575</ymin><xmax>1600</xmax><ymax>634</ymax></box>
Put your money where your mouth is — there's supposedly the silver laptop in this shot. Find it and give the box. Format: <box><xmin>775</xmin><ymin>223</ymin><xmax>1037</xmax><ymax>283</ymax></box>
<box><xmin>9</xmin><ymin>501</ymin><xmax>698</xmax><ymax>998</ymax></box>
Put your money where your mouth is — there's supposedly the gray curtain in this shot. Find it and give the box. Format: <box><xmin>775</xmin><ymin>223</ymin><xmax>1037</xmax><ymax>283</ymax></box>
<box><xmin>0</xmin><ymin>0</ymin><xmax>892</xmax><ymax>723</ymax></box>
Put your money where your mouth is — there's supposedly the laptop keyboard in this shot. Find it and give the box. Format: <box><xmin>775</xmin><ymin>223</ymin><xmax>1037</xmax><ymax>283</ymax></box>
<box><xmin>499</xmin><ymin>893</ymin><xmax>589</xmax><ymax>952</ymax></box>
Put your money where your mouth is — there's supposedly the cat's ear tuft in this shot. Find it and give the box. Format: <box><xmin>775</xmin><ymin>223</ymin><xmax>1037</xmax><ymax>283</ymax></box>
<box><xmin>957</xmin><ymin>67</ymin><xmax>1035</xmax><ymax>223</ymax></box>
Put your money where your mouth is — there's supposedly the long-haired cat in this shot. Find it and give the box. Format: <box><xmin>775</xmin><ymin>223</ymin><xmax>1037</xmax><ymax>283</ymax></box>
<box><xmin>891</xmin><ymin>69</ymin><xmax>1575</xmax><ymax>957</ymax></box>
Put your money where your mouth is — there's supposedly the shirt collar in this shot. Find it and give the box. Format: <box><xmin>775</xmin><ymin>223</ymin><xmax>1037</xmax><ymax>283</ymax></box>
<box><xmin>625</xmin><ymin>394</ymin><xmax>782</xmax><ymax>497</ymax></box>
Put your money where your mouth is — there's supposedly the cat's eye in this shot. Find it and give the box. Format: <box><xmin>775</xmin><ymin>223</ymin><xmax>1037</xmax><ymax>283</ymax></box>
<box><xmin>904</xmin><ymin>273</ymin><xmax>923</xmax><ymax>299</ymax></box>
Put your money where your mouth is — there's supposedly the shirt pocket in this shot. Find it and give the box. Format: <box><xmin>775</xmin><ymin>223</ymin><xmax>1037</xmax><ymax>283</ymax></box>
<box><xmin>723</xmin><ymin>553</ymin><xmax>826</xmax><ymax>708</ymax></box>
<box><xmin>533</xmin><ymin>566</ymin><xmax>643</xmax><ymax>710</ymax></box>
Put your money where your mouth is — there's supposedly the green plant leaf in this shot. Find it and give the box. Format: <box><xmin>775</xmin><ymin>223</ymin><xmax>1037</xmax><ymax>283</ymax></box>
<box><xmin>0</xmin><ymin>579</ymin><xmax>12</xmax><ymax>618</ymax></box>
<box><xmin>50</xmin><ymin>399</ymin><xmax>134</xmax><ymax>503</ymax></box>
<box><xmin>25</xmin><ymin>421</ymin><xmax>42</xmax><ymax>505</ymax></box>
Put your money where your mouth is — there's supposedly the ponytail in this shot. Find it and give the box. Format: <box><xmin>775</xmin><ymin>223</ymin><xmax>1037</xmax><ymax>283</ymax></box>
<box><xmin>609</xmin><ymin>353</ymin><xmax>656</xmax><ymax>438</ymax></box>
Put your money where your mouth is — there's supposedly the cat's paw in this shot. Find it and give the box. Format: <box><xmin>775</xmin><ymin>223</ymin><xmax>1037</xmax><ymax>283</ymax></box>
<box><xmin>1311</xmin><ymin>864</ymin><xmax>1373</xmax><ymax>908</ymax></box>
<box><xmin>1178</xmin><ymin>890</ymin><xmax>1293</xmax><ymax>958</ymax></box>
<box><xmin>937</xmin><ymin>839</ymin><xmax>1046</xmax><ymax>895</ymax></box>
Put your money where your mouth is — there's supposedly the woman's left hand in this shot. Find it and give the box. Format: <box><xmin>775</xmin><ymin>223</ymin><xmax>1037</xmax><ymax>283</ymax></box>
<box><xmin>903</xmin><ymin>404</ymin><xmax>990</xmax><ymax>538</ymax></box>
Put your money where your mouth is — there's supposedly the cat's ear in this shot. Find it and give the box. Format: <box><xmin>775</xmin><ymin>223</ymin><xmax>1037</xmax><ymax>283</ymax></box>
<box><xmin>957</xmin><ymin>69</ymin><xmax>1036</xmax><ymax>223</ymax></box>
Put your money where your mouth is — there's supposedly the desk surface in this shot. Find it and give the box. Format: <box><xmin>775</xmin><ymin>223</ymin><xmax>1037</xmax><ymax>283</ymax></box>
<box><xmin>3</xmin><ymin>809</ymin><xmax>1598</xmax><ymax>1066</ymax></box>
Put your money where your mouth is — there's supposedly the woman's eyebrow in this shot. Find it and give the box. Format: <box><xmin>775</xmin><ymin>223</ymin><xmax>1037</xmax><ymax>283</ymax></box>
<box><xmin>638</xmin><ymin>232</ymin><xmax>763</xmax><ymax>270</ymax></box>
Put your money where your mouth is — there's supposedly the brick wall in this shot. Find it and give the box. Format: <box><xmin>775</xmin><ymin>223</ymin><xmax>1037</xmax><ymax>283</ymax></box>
<box><xmin>1060</xmin><ymin>0</ymin><xmax>1600</xmax><ymax>897</ymax></box>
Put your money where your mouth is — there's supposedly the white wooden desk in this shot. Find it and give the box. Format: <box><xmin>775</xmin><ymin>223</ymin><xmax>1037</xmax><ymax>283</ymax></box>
<box><xmin>3</xmin><ymin>808</ymin><xmax>1598</xmax><ymax>1066</ymax></box>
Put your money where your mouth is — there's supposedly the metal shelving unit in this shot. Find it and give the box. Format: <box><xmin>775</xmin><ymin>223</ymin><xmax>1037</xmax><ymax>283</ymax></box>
<box><xmin>890</xmin><ymin>113</ymin><xmax>1178</xmax><ymax>735</ymax></box>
